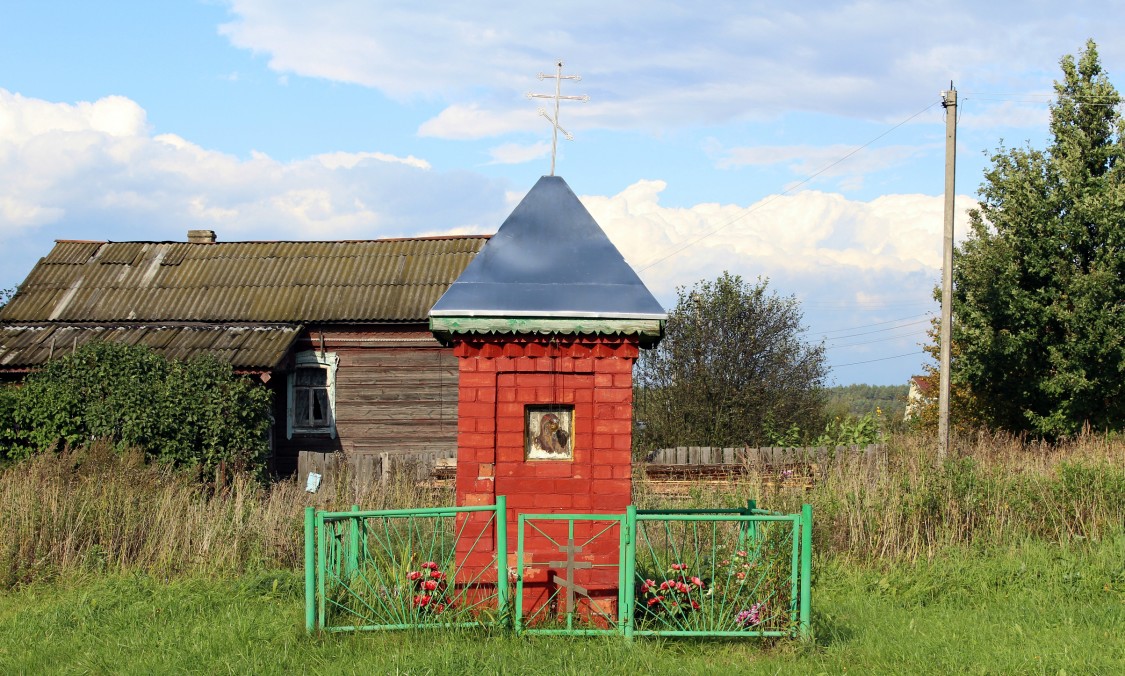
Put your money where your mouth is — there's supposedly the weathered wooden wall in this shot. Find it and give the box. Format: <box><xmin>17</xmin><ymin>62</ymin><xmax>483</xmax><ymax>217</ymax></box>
<box><xmin>298</xmin><ymin>448</ymin><xmax>456</xmax><ymax>495</ymax></box>
<box><xmin>272</xmin><ymin>326</ymin><xmax>458</xmax><ymax>475</ymax></box>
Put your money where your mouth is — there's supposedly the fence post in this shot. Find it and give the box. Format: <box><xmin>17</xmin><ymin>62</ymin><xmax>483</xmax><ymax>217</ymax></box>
<box><xmin>304</xmin><ymin>506</ymin><xmax>315</xmax><ymax>634</ymax></box>
<box><xmin>348</xmin><ymin>504</ymin><xmax>360</xmax><ymax>578</ymax></box>
<box><xmin>624</xmin><ymin>505</ymin><xmax>637</xmax><ymax>640</ymax></box>
<box><xmin>495</xmin><ymin>495</ymin><xmax>509</xmax><ymax>626</ymax></box>
<box><xmin>799</xmin><ymin>503</ymin><xmax>813</xmax><ymax>641</ymax></box>
<box><xmin>316</xmin><ymin>511</ymin><xmax>326</xmax><ymax>629</ymax></box>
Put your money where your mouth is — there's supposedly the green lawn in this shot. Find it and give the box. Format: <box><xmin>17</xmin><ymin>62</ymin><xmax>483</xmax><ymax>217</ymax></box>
<box><xmin>2</xmin><ymin>536</ymin><xmax>1122</xmax><ymax>675</ymax></box>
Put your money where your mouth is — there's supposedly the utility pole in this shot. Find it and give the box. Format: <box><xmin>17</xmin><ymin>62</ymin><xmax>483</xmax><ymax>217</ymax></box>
<box><xmin>938</xmin><ymin>86</ymin><xmax>957</xmax><ymax>460</ymax></box>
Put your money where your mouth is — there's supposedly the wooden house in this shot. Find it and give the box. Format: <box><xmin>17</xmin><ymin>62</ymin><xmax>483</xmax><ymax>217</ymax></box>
<box><xmin>0</xmin><ymin>231</ymin><xmax>488</xmax><ymax>475</ymax></box>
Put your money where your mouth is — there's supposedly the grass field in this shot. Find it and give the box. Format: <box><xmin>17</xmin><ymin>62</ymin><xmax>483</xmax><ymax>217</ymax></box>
<box><xmin>1</xmin><ymin>433</ymin><xmax>1123</xmax><ymax>673</ymax></box>
<box><xmin>1</xmin><ymin>536</ymin><xmax>1122</xmax><ymax>674</ymax></box>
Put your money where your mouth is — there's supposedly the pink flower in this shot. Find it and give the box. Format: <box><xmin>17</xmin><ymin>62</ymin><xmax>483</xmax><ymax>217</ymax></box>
<box><xmin>676</xmin><ymin>582</ymin><xmax>690</xmax><ymax>594</ymax></box>
<box><xmin>641</xmin><ymin>579</ymin><xmax>655</xmax><ymax>593</ymax></box>
<box><xmin>670</xmin><ymin>563</ymin><xmax>686</xmax><ymax>571</ymax></box>
<box><xmin>736</xmin><ymin>572</ymin><xmax>746</xmax><ymax>580</ymax></box>
<box><xmin>736</xmin><ymin>550</ymin><xmax>748</xmax><ymax>558</ymax></box>
<box><xmin>659</xmin><ymin>580</ymin><xmax>674</xmax><ymax>591</ymax></box>
<box><xmin>690</xmin><ymin>576</ymin><xmax>704</xmax><ymax>587</ymax></box>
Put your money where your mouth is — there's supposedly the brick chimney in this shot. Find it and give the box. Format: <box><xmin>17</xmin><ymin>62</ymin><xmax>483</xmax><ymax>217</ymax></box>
<box><xmin>187</xmin><ymin>229</ymin><xmax>216</xmax><ymax>243</ymax></box>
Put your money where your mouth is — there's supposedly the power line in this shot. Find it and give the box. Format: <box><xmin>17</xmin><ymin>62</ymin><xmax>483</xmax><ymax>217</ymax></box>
<box><xmin>814</xmin><ymin>312</ymin><xmax>931</xmax><ymax>335</ymax></box>
<box><xmin>825</xmin><ymin>330</ymin><xmax>929</xmax><ymax>351</ymax></box>
<box><xmin>833</xmin><ymin>351</ymin><xmax>922</xmax><ymax>368</ymax></box>
<box><xmin>818</xmin><ymin>318</ymin><xmax>931</xmax><ymax>341</ymax></box>
<box><xmin>635</xmin><ymin>100</ymin><xmax>943</xmax><ymax>272</ymax></box>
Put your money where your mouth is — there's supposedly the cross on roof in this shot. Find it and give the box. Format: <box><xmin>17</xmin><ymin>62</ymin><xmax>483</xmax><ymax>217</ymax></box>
<box><xmin>527</xmin><ymin>61</ymin><xmax>589</xmax><ymax>176</ymax></box>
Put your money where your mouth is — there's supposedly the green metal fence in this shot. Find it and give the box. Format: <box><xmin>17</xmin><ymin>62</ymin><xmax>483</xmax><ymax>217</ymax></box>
<box><xmin>303</xmin><ymin>496</ymin><xmax>508</xmax><ymax>632</ymax></box>
<box><xmin>305</xmin><ymin>497</ymin><xmax>812</xmax><ymax>640</ymax></box>
<box><xmin>627</xmin><ymin>503</ymin><xmax>813</xmax><ymax>639</ymax></box>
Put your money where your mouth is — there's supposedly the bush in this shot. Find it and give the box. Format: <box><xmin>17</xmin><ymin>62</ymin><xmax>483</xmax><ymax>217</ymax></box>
<box><xmin>4</xmin><ymin>342</ymin><xmax>272</xmax><ymax>474</ymax></box>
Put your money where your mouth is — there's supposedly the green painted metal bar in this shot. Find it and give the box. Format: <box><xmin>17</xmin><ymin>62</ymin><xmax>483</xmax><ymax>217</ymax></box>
<box><xmin>515</xmin><ymin>513</ymin><xmax>527</xmax><ymax>634</ymax></box>
<box><xmin>799</xmin><ymin>503</ymin><xmax>813</xmax><ymax>641</ymax></box>
<box><xmin>624</xmin><ymin>505</ymin><xmax>636</xmax><ymax>640</ymax></box>
<box><xmin>789</xmin><ymin>515</ymin><xmax>801</xmax><ymax>629</ymax></box>
<box><xmin>347</xmin><ymin>504</ymin><xmax>360</xmax><ymax>579</ymax></box>
<box><xmin>304</xmin><ymin>506</ymin><xmax>315</xmax><ymax>634</ymax></box>
<box><xmin>634</xmin><ymin>513</ymin><xmax>797</xmax><ymax>522</ymax></box>
<box><xmin>318</xmin><ymin>503</ymin><xmax>500</xmax><ymax>520</ymax></box>
<box><xmin>316</xmin><ymin>511</ymin><xmax>326</xmax><ymax>630</ymax></box>
<box><xmin>495</xmin><ymin>495</ymin><xmax>509</xmax><ymax>626</ymax></box>
<box><xmin>632</xmin><ymin>630</ymin><xmax>793</xmax><ymax>638</ymax></box>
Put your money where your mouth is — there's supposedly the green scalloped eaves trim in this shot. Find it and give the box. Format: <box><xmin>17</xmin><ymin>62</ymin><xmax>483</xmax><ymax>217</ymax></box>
<box><xmin>429</xmin><ymin>316</ymin><xmax>664</xmax><ymax>338</ymax></box>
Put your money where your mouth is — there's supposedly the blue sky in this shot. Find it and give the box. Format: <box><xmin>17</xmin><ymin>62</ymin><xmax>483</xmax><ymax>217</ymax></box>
<box><xmin>1</xmin><ymin>1</ymin><xmax>1121</xmax><ymax>385</ymax></box>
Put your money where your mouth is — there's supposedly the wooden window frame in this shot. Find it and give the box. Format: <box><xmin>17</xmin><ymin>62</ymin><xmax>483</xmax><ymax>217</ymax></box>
<box><xmin>286</xmin><ymin>350</ymin><xmax>339</xmax><ymax>439</ymax></box>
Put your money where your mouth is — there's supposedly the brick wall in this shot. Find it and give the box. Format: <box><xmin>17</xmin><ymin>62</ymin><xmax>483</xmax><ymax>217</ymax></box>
<box><xmin>451</xmin><ymin>334</ymin><xmax>638</xmax><ymax>620</ymax></box>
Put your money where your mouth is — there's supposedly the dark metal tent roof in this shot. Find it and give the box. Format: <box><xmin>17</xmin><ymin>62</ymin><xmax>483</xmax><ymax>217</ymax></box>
<box><xmin>429</xmin><ymin>176</ymin><xmax>666</xmax><ymax>320</ymax></box>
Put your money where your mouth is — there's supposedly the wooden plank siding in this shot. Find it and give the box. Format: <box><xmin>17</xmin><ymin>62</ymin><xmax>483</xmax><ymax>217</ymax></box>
<box><xmin>270</xmin><ymin>326</ymin><xmax>459</xmax><ymax>475</ymax></box>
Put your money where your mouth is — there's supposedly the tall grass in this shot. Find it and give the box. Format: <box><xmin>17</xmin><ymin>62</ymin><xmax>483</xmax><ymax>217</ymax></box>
<box><xmin>3</xmin><ymin>432</ymin><xmax>1123</xmax><ymax>587</ymax></box>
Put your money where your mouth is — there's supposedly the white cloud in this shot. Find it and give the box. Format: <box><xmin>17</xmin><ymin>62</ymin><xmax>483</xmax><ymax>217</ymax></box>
<box><xmin>417</xmin><ymin>104</ymin><xmax>538</xmax><ymax>140</ymax></box>
<box><xmin>579</xmin><ymin>180</ymin><xmax>976</xmax><ymax>308</ymax></box>
<box><xmin>314</xmin><ymin>150</ymin><xmax>431</xmax><ymax>170</ymax></box>
<box><xmin>219</xmin><ymin>1</ymin><xmax>1123</xmax><ymax>134</ymax></box>
<box><xmin>0</xmin><ymin>90</ymin><xmax>507</xmax><ymax>248</ymax></box>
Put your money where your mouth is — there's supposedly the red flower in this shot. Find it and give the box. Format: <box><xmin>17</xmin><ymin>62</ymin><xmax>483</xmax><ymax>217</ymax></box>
<box><xmin>413</xmin><ymin>594</ymin><xmax>432</xmax><ymax>607</ymax></box>
<box><xmin>676</xmin><ymin>582</ymin><xmax>690</xmax><ymax>594</ymax></box>
<box><xmin>422</xmin><ymin>580</ymin><xmax>439</xmax><ymax>591</ymax></box>
<box><xmin>430</xmin><ymin>571</ymin><xmax>446</xmax><ymax>580</ymax></box>
<box><xmin>670</xmin><ymin>563</ymin><xmax>686</xmax><ymax>571</ymax></box>
<box><xmin>691</xmin><ymin>600</ymin><xmax>701</xmax><ymax>610</ymax></box>
<box><xmin>406</xmin><ymin>571</ymin><xmax>423</xmax><ymax>581</ymax></box>
<box><xmin>647</xmin><ymin>596</ymin><xmax>664</xmax><ymax>606</ymax></box>
<box><xmin>421</xmin><ymin>561</ymin><xmax>438</xmax><ymax>570</ymax></box>
<box><xmin>736</xmin><ymin>550</ymin><xmax>748</xmax><ymax>558</ymax></box>
<box><xmin>659</xmin><ymin>580</ymin><xmax>673</xmax><ymax>591</ymax></box>
<box><xmin>690</xmin><ymin>576</ymin><xmax>704</xmax><ymax>587</ymax></box>
<box><xmin>434</xmin><ymin>603</ymin><xmax>446</xmax><ymax>614</ymax></box>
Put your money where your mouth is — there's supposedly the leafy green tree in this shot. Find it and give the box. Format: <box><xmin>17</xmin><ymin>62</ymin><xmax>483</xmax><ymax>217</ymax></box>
<box><xmin>634</xmin><ymin>272</ymin><xmax>827</xmax><ymax>452</ymax></box>
<box><xmin>0</xmin><ymin>286</ymin><xmax>16</xmax><ymax>311</ymax></box>
<box><xmin>5</xmin><ymin>342</ymin><xmax>272</xmax><ymax>474</ymax></box>
<box><xmin>951</xmin><ymin>40</ymin><xmax>1125</xmax><ymax>437</ymax></box>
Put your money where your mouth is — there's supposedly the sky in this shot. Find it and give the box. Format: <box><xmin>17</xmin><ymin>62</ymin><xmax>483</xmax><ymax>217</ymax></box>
<box><xmin>1</xmin><ymin>1</ymin><xmax>1122</xmax><ymax>386</ymax></box>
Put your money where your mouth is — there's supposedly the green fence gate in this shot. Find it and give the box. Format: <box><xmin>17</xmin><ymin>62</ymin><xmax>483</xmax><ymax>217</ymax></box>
<box><xmin>303</xmin><ymin>496</ymin><xmax>509</xmax><ymax>632</ymax></box>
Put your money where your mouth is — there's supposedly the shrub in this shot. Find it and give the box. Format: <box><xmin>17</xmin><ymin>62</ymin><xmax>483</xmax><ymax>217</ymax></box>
<box><xmin>6</xmin><ymin>342</ymin><xmax>271</xmax><ymax>474</ymax></box>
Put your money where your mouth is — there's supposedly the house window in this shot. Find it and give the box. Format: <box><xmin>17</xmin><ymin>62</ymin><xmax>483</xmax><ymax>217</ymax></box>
<box><xmin>287</xmin><ymin>351</ymin><xmax>338</xmax><ymax>439</ymax></box>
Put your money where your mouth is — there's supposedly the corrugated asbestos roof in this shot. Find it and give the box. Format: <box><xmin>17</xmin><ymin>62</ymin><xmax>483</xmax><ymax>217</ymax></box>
<box><xmin>1</xmin><ymin>236</ymin><xmax>489</xmax><ymax>323</ymax></box>
<box><xmin>430</xmin><ymin>176</ymin><xmax>667</xmax><ymax>320</ymax></box>
<box><xmin>0</xmin><ymin>324</ymin><xmax>301</xmax><ymax>370</ymax></box>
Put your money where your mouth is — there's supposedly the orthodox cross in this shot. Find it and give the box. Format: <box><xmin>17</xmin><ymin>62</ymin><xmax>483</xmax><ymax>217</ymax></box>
<box><xmin>527</xmin><ymin>60</ymin><xmax>589</xmax><ymax>176</ymax></box>
<box><xmin>548</xmin><ymin>535</ymin><xmax>591</xmax><ymax>615</ymax></box>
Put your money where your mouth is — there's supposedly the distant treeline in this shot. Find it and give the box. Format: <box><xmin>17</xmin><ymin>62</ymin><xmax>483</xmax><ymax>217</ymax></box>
<box><xmin>824</xmin><ymin>384</ymin><xmax>908</xmax><ymax>421</ymax></box>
